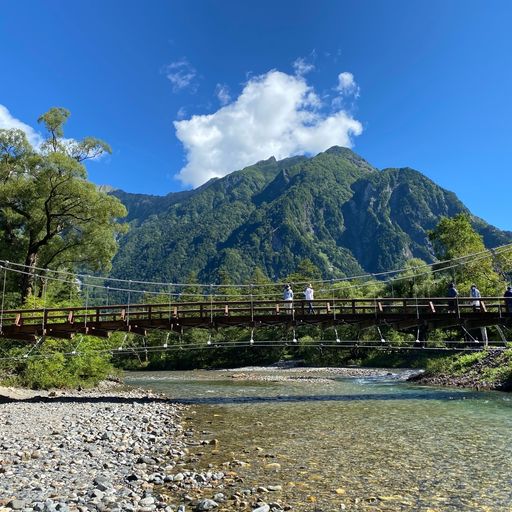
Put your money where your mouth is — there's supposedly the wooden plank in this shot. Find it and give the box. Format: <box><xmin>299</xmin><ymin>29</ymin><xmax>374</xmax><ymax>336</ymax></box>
<box><xmin>480</xmin><ymin>301</ymin><xmax>487</xmax><ymax>313</ymax></box>
<box><xmin>429</xmin><ymin>301</ymin><xmax>436</xmax><ymax>313</ymax></box>
<box><xmin>377</xmin><ymin>302</ymin><xmax>383</xmax><ymax>313</ymax></box>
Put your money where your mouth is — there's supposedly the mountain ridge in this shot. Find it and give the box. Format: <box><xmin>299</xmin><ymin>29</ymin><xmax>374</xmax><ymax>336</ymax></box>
<box><xmin>109</xmin><ymin>147</ymin><xmax>511</xmax><ymax>284</ymax></box>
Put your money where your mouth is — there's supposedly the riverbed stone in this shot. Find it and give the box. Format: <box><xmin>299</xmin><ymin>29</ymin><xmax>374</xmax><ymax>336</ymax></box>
<box><xmin>252</xmin><ymin>505</ymin><xmax>270</xmax><ymax>512</ymax></box>
<box><xmin>6</xmin><ymin>500</ymin><xmax>25</xmax><ymax>510</ymax></box>
<box><xmin>193</xmin><ymin>499</ymin><xmax>218</xmax><ymax>511</ymax></box>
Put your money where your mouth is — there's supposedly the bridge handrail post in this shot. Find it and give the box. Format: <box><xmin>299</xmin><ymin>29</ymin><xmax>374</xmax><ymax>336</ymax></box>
<box><xmin>41</xmin><ymin>277</ymin><xmax>48</xmax><ymax>336</ymax></box>
<box><xmin>209</xmin><ymin>284</ymin><xmax>214</xmax><ymax>325</ymax></box>
<box><xmin>126</xmin><ymin>280</ymin><xmax>132</xmax><ymax>326</ymax></box>
<box><xmin>84</xmin><ymin>283</ymin><xmax>89</xmax><ymax>333</ymax></box>
<box><xmin>0</xmin><ymin>263</ymin><xmax>7</xmax><ymax>334</ymax></box>
<box><xmin>168</xmin><ymin>284</ymin><xmax>172</xmax><ymax>324</ymax></box>
<box><xmin>331</xmin><ymin>279</ymin><xmax>336</xmax><ymax>321</ymax></box>
<box><xmin>250</xmin><ymin>284</ymin><xmax>254</xmax><ymax>323</ymax></box>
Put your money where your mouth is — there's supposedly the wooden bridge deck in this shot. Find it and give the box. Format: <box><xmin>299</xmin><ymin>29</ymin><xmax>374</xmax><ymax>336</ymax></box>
<box><xmin>0</xmin><ymin>297</ymin><xmax>510</xmax><ymax>343</ymax></box>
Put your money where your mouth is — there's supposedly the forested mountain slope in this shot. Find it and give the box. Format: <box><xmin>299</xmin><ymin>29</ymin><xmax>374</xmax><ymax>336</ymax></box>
<box><xmin>110</xmin><ymin>147</ymin><xmax>511</xmax><ymax>283</ymax></box>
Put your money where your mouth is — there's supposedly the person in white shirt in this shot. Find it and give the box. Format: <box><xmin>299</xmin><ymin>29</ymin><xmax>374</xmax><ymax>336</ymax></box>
<box><xmin>470</xmin><ymin>284</ymin><xmax>481</xmax><ymax>311</ymax></box>
<box><xmin>304</xmin><ymin>284</ymin><xmax>315</xmax><ymax>314</ymax></box>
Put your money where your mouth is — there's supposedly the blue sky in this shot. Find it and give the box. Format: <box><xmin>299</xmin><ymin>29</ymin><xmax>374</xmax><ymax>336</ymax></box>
<box><xmin>1</xmin><ymin>0</ymin><xmax>511</xmax><ymax>230</ymax></box>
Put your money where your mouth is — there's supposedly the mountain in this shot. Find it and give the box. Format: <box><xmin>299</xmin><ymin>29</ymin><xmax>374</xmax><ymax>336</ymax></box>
<box><xmin>109</xmin><ymin>147</ymin><xmax>511</xmax><ymax>284</ymax></box>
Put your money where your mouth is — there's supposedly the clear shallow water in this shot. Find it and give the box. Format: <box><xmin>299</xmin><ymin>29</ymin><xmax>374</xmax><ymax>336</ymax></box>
<box><xmin>126</xmin><ymin>369</ymin><xmax>512</xmax><ymax>511</ymax></box>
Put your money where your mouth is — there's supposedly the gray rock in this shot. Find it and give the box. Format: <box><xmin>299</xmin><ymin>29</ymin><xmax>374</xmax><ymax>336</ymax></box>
<box><xmin>93</xmin><ymin>476</ymin><xmax>112</xmax><ymax>492</ymax></box>
<box><xmin>91</xmin><ymin>490</ymin><xmax>105</xmax><ymax>500</ymax></box>
<box><xmin>252</xmin><ymin>506</ymin><xmax>270</xmax><ymax>512</ymax></box>
<box><xmin>7</xmin><ymin>500</ymin><xmax>25</xmax><ymax>510</ymax></box>
<box><xmin>194</xmin><ymin>500</ymin><xmax>218</xmax><ymax>511</ymax></box>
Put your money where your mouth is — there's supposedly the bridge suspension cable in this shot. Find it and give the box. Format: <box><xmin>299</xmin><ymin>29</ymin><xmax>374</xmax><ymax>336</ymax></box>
<box><xmin>0</xmin><ymin>242</ymin><xmax>511</xmax><ymax>293</ymax></box>
<box><xmin>0</xmin><ymin>243</ymin><xmax>510</xmax><ymax>304</ymax></box>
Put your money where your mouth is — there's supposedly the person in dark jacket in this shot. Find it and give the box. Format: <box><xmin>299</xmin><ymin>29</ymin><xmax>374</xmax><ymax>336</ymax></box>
<box><xmin>447</xmin><ymin>282</ymin><xmax>458</xmax><ymax>313</ymax></box>
<box><xmin>504</xmin><ymin>286</ymin><xmax>512</xmax><ymax>315</ymax></box>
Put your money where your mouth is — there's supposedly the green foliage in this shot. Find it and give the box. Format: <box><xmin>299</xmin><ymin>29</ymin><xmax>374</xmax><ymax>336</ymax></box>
<box><xmin>0</xmin><ymin>108</ymin><xmax>127</xmax><ymax>301</ymax></box>
<box><xmin>0</xmin><ymin>337</ymin><xmax>117</xmax><ymax>390</ymax></box>
<box><xmin>429</xmin><ymin>213</ymin><xmax>508</xmax><ymax>295</ymax></box>
<box><xmin>387</xmin><ymin>258</ymin><xmax>434</xmax><ymax>297</ymax></box>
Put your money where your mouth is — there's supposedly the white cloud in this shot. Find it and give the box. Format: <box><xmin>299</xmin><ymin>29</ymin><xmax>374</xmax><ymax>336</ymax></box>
<box><xmin>0</xmin><ymin>104</ymin><xmax>42</xmax><ymax>147</ymax></box>
<box><xmin>336</xmin><ymin>72</ymin><xmax>359</xmax><ymax>97</ymax></box>
<box><xmin>215</xmin><ymin>84</ymin><xmax>231</xmax><ymax>105</ymax></box>
<box><xmin>174</xmin><ymin>70</ymin><xmax>363</xmax><ymax>187</ymax></box>
<box><xmin>293</xmin><ymin>57</ymin><xmax>315</xmax><ymax>76</ymax></box>
<box><xmin>164</xmin><ymin>59</ymin><xmax>197</xmax><ymax>92</ymax></box>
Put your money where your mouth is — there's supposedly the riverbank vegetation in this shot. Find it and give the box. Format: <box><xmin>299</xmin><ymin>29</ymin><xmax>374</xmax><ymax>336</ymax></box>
<box><xmin>1</xmin><ymin>111</ymin><xmax>512</xmax><ymax>389</ymax></box>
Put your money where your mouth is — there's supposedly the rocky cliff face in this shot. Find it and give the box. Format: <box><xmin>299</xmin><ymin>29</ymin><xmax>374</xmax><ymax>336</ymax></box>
<box><xmin>109</xmin><ymin>147</ymin><xmax>511</xmax><ymax>284</ymax></box>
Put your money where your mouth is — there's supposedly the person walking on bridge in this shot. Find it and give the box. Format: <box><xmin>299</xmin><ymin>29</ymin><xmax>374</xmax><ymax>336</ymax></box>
<box><xmin>470</xmin><ymin>284</ymin><xmax>481</xmax><ymax>311</ymax></box>
<box><xmin>283</xmin><ymin>284</ymin><xmax>294</xmax><ymax>313</ymax></box>
<box><xmin>504</xmin><ymin>286</ymin><xmax>512</xmax><ymax>315</ymax></box>
<box><xmin>304</xmin><ymin>284</ymin><xmax>315</xmax><ymax>314</ymax></box>
<box><xmin>447</xmin><ymin>282</ymin><xmax>458</xmax><ymax>313</ymax></box>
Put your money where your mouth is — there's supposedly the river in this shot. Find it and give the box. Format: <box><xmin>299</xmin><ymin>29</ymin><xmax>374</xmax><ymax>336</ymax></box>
<box><xmin>125</xmin><ymin>368</ymin><xmax>512</xmax><ymax>511</ymax></box>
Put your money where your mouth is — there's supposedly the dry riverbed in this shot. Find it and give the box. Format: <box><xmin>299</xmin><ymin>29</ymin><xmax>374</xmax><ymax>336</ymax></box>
<box><xmin>0</xmin><ymin>383</ymin><xmax>237</xmax><ymax>512</ymax></box>
<box><xmin>0</xmin><ymin>367</ymin><xmax>416</xmax><ymax>512</ymax></box>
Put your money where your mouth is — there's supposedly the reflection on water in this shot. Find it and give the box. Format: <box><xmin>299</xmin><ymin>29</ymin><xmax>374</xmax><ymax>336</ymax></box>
<box><xmin>126</xmin><ymin>369</ymin><xmax>512</xmax><ymax>511</ymax></box>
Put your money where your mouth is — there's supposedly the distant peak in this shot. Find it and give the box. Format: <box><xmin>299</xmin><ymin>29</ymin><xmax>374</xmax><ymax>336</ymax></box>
<box><xmin>324</xmin><ymin>145</ymin><xmax>356</xmax><ymax>156</ymax></box>
<box><xmin>256</xmin><ymin>155</ymin><xmax>277</xmax><ymax>165</ymax></box>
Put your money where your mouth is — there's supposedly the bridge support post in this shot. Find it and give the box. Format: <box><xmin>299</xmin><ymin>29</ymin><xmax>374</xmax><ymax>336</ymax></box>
<box><xmin>480</xmin><ymin>327</ymin><xmax>489</xmax><ymax>348</ymax></box>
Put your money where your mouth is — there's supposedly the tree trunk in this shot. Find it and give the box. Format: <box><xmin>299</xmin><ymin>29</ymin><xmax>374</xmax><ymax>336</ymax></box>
<box><xmin>20</xmin><ymin>251</ymin><xmax>37</xmax><ymax>302</ymax></box>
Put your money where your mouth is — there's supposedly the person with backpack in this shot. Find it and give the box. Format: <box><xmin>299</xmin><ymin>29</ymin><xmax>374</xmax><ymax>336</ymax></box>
<box><xmin>283</xmin><ymin>284</ymin><xmax>294</xmax><ymax>313</ymax></box>
<box><xmin>504</xmin><ymin>286</ymin><xmax>512</xmax><ymax>315</ymax></box>
<box><xmin>447</xmin><ymin>282</ymin><xmax>458</xmax><ymax>313</ymax></box>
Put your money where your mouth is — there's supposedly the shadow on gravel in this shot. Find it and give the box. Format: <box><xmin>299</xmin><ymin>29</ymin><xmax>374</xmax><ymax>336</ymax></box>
<box><xmin>2</xmin><ymin>389</ymin><xmax>484</xmax><ymax>405</ymax></box>
<box><xmin>0</xmin><ymin>395</ymin><xmax>172</xmax><ymax>405</ymax></box>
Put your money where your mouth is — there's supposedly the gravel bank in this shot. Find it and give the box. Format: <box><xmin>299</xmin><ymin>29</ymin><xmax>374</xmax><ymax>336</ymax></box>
<box><xmin>224</xmin><ymin>365</ymin><xmax>414</xmax><ymax>383</ymax></box>
<box><xmin>0</xmin><ymin>385</ymin><xmax>291</xmax><ymax>512</ymax></box>
<box><xmin>0</xmin><ymin>386</ymin><xmax>195</xmax><ymax>511</ymax></box>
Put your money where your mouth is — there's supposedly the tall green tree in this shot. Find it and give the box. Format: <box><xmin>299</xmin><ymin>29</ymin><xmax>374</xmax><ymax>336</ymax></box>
<box><xmin>428</xmin><ymin>214</ymin><xmax>507</xmax><ymax>295</ymax></box>
<box><xmin>388</xmin><ymin>258</ymin><xmax>434</xmax><ymax>297</ymax></box>
<box><xmin>0</xmin><ymin>108</ymin><xmax>127</xmax><ymax>300</ymax></box>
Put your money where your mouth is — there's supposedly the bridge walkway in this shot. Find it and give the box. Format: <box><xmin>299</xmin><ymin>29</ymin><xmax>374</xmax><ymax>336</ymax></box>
<box><xmin>0</xmin><ymin>296</ymin><xmax>510</xmax><ymax>344</ymax></box>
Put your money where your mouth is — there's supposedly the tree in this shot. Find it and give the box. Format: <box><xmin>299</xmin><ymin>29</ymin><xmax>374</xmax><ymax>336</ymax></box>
<box><xmin>0</xmin><ymin>108</ymin><xmax>127</xmax><ymax>300</ymax></box>
<box><xmin>388</xmin><ymin>258</ymin><xmax>434</xmax><ymax>297</ymax></box>
<box><xmin>428</xmin><ymin>214</ymin><xmax>506</xmax><ymax>295</ymax></box>
<box><xmin>285</xmin><ymin>258</ymin><xmax>322</xmax><ymax>285</ymax></box>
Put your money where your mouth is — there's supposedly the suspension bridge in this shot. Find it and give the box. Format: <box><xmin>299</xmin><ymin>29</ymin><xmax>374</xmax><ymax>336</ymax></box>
<box><xmin>0</xmin><ymin>243</ymin><xmax>511</xmax><ymax>353</ymax></box>
<box><xmin>0</xmin><ymin>296</ymin><xmax>511</xmax><ymax>348</ymax></box>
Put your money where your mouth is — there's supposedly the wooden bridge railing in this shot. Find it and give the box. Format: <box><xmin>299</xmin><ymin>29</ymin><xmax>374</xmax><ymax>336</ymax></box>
<box><xmin>0</xmin><ymin>296</ymin><xmax>511</xmax><ymax>333</ymax></box>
